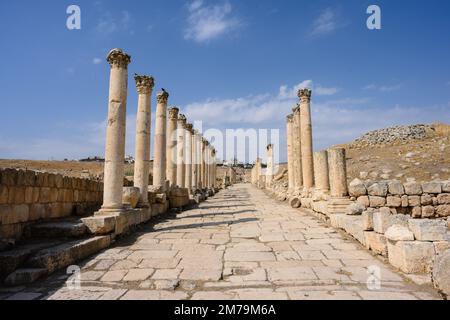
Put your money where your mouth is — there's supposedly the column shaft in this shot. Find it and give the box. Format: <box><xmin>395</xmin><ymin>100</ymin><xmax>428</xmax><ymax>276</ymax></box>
<box><xmin>266</xmin><ymin>144</ymin><xmax>274</xmax><ymax>188</ymax></box>
<box><xmin>185</xmin><ymin>124</ymin><xmax>193</xmax><ymax>191</ymax></box>
<box><xmin>152</xmin><ymin>90</ymin><xmax>169</xmax><ymax>187</ymax></box>
<box><xmin>166</xmin><ymin>107</ymin><xmax>179</xmax><ymax>188</ymax></box>
<box><xmin>292</xmin><ymin>106</ymin><xmax>303</xmax><ymax>189</ymax></box>
<box><xmin>101</xmin><ymin>49</ymin><xmax>131</xmax><ymax>212</ymax></box>
<box><xmin>328</xmin><ymin>148</ymin><xmax>348</xmax><ymax>197</ymax></box>
<box><xmin>299</xmin><ymin>89</ymin><xmax>314</xmax><ymax>189</ymax></box>
<box><xmin>313</xmin><ymin>150</ymin><xmax>330</xmax><ymax>191</ymax></box>
<box><xmin>176</xmin><ymin>115</ymin><xmax>186</xmax><ymax>188</ymax></box>
<box><xmin>133</xmin><ymin>75</ymin><xmax>154</xmax><ymax>207</ymax></box>
<box><xmin>286</xmin><ymin>115</ymin><xmax>295</xmax><ymax>191</ymax></box>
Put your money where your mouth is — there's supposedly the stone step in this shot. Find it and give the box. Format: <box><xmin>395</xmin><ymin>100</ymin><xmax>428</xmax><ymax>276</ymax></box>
<box><xmin>27</xmin><ymin>219</ymin><xmax>88</xmax><ymax>239</ymax></box>
<box><xmin>4</xmin><ymin>268</ymin><xmax>47</xmax><ymax>286</ymax></box>
<box><xmin>26</xmin><ymin>235</ymin><xmax>111</xmax><ymax>274</ymax></box>
<box><xmin>0</xmin><ymin>241</ymin><xmax>60</xmax><ymax>279</ymax></box>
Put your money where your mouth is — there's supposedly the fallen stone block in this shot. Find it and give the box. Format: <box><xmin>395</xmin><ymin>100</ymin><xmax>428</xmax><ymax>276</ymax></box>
<box><xmin>289</xmin><ymin>197</ymin><xmax>301</xmax><ymax>208</ymax></box>
<box><xmin>408</xmin><ymin>219</ymin><xmax>448</xmax><ymax>241</ymax></box>
<box><xmin>346</xmin><ymin>202</ymin><xmax>365</xmax><ymax>215</ymax></box>
<box><xmin>82</xmin><ymin>215</ymin><xmax>116</xmax><ymax>235</ymax></box>
<box><xmin>387</xmin><ymin>240</ymin><xmax>435</xmax><ymax>274</ymax></box>
<box><xmin>122</xmin><ymin>187</ymin><xmax>140</xmax><ymax>208</ymax></box>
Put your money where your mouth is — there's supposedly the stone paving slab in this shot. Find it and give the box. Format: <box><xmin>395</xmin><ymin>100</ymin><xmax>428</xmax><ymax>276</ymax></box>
<box><xmin>0</xmin><ymin>184</ymin><xmax>443</xmax><ymax>300</ymax></box>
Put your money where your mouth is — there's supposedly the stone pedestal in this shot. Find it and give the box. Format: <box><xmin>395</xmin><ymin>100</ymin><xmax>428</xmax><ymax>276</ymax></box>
<box><xmin>133</xmin><ymin>75</ymin><xmax>154</xmax><ymax>208</ymax></box>
<box><xmin>152</xmin><ymin>90</ymin><xmax>169</xmax><ymax>187</ymax></box>
<box><xmin>98</xmin><ymin>48</ymin><xmax>131</xmax><ymax>214</ymax></box>
<box><xmin>299</xmin><ymin>88</ymin><xmax>314</xmax><ymax>189</ymax></box>
<box><xmin>166</xmin><ymin>107</ymin><xmax>179</xmax><ymax>188</ymax></box>
<box><xmin>176</xmin><ymin>114</ymin><xmax>186</xmax><ymax>188</ymax></box>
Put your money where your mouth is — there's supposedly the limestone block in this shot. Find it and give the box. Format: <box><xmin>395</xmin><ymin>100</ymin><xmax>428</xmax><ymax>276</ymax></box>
<box><xmin>421</xmin><ymin>194</ymin><xmax>433</xmax><ymax>206</ymax></box>
<box><xmin>346</xmin><ymin>202</ymin><xmax>365</xmax><ymax>215</ymax></box>
<box><xmin>4</xmin><ymin>268</ymin><xmax>47</xmax><ymax>286</ymax></box>
<box><xmin>422</xmin><ymin>206</ymin><xmax>435</xmax><ymax>218</ymax></box>
<box><xmin>39</xmin><ymin>187</ymin><xmax>51</xmax><ymax>203</ymax></box>
<box><xmin>364</xmin><ymin>231</ymin><xmax>387</xmax><ymax>256</ymax></box>
<box><xmin>11</xmin><ymin>186</ymin><xmax>25</xmax><ymax>204</ymax></box>
<box><xmin>442</xmin><ymin>181</ymin><xmax>450</xmax><ymax>193</ymax></box>
<box><xmin>408</xmin><ymin>196</ymin><xmax>421</xmax><ymax>207</ymax></box>
<box><xmin>388</xmin><ymin>240</ymin><xmax>435</xmax><ymax>274</ymax></box>
<box><xmin>389</xmin><ymin>214</ymin><xmax>410</xmax><ymax>227</ymax></box>
<box><xmin>289</xmin><ymin>197</ymin><xmax>301</xmax><ymax>208</ymax></box>
<box><xmin>422</xmin><ymin>182</ymin><xmax>442</xmax><ymax>194</ymax></box>
<box><xmin>436</xmin><ymin>205</ymin><xmax>450</xmax><ymax>217</ymax></box>
<box><xmin>29</xmin><ymin>204</ymin><xmax>50</xmax><ymax>221</ymax></box>
<box><xmin>385</xmin><ymin>225</ymin><xmax>414</xmax><ymax>241</ymax></box>
<box><xmin>122</xmin><ymin>187</ymin><xmax>140</xmax><ymax>208</ymax></box>
<box><xmin>404</xmin><ymin>182</ymin><xmax>422</xmax><ymax>195</ymax></box>
<box><xmin>434</xmin><ymin>242</ymin><xmax>450</xmax><ymax>256</ymax></box>
<box><xmin>0</xmin><ymin>205</ymin><xmax>29</xmax><ymax>225</ymax></box>
<box><xmin>369</xmin><ymin>196</ymin><xmax>386</xmax><ymax>208</ymax></box>
<box><xmin>368</xmin><ymin>183</ymin><xmax>388</xmax><ymax>197</ymax></box>
<box><xmin>348</xmin><ymin>179</ymin><xmax>367</xmax><ymax>197</ymax></box>
<box><xmin>437</xmin><ymin>193</ymin><xmax>450</xmax><ymax>205</ymax></box>
<box><xmin>357</xmin><ymin>196</ymin><xmax>369</xmax><ymax>207</ymax></box>
<box><xmin>155</xmin><ymin>193</ymin><xmax>167</xmax><ymax>204</ymax></box>
<box><xmin>54</xmin><ymin>174</ymin><xmax>63</xmax><ymax>188</ymax></box>
<box><xmin>340</xmin><ymin>215</ymin><xmax>366</xmax><ymax>245</ymax></box>
<box><xmin>388</xmin><ymin>180</ymin><xmax>404</xmax><ymax>195</ymax></box>
<box><xmin>412</xmin><ymin>206</ymin><xmax>422</xmax><ymax>218</ymax></box>
<box><xmin>433</xmin><ymin>249</ymin><xmax>450</xmax><ymax>296</ymax></box>
<box><xmin>401</xmin><ymin>195</ymin><xmax>409</xmax><ymax>207</ymax></box>
<box><xmin>1</xmin><ymin>169</ymin><xmax>17</xmax><ymax>186</ymax></box>
<box><xmin>329</xmin><ymin>214</ymin><xmax>345</xmax><ymax>229</ymax></box>
<box><xmin>362</xmin><ymin>209</ymin><xmax>374</xmax><ymax>231</ymax></box>
<box><xmin>386</xmin><ymin>195</ymin><xmax>401</xmax><ymax>207</ymax></box>
<box><xmin>82</xmin><ymin>216</ymin><xmax>116</xmax><ymax>235</ymax></box>
<box><xmin>373</xmin><ymin>208</ymin><xmax>391</xmax><ymax>234</ymax></box>
<box><xmin>36</xmin><ymin>172</ymin><xmax>49</xmax><ymax>187</ymax></box>
<box><xmin>408</xmin><ymin>219</ymin><xmax>448</xmax><ymax>241</ymax></box>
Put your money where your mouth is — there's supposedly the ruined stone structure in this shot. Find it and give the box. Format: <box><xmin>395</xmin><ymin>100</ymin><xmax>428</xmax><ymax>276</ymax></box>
<box><xmin>153</xmin><ymin>90</ymin><xmax>169</xmax><ymax>188</ymax></box>
<box><xmin>166</xmin><ymin>107</ymin><xmax>179</xmax><ymax>188</ymax></box>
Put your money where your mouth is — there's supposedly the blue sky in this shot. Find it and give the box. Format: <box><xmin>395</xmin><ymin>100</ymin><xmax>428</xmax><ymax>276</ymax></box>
<box><xmin>0</xmin><ymin>0</ymin><xmax>449</xmax><ymax>163</ymax></box>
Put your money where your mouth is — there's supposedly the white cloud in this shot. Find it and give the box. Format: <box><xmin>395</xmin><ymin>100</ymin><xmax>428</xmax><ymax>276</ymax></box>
<box><xmin>184</xmin><ymin>0</ymin><xmax>241</xmax><ymax>43</ymax></box>
<box><xmin>310</xmin><ymin>8</ymin><xmax>341</xmax><ymax>37</ymax></box>
<box><xmin>96</xmin><ymin>11</ymin><xmax>132</xmax><ymax>34</ymax></box>
<box><xmin>364</xmin><ymin>83</ymin><xmax>402</xmax><ymax>92</ymax></box>
<box><xmin>278</xmin><ymin>80</ymin><xmax>338</xmax><ymax>99</ymax></box>
<box><xmin>92</xmin><ymin>58</ymin><xmax>102</xmax><ymax>65</ymax></box>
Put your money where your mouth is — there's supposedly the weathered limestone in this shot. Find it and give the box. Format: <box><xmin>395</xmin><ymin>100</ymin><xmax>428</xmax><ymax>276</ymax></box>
<box><xmin>133</xmin><ymin>75</ymin><xmax>154</xmax><ymax>207</ymax></box>
<box><xmin>184</xmin><ymin>123</ymin><xmax>193</xmax><ymax>191</ymax></box>
<box><xmin>286</xmin><ymin>115</ymin><xmax>295</xmax><ymax>192</ymax></box>
<box><xmin>328</xmin><ymin>148</ymin><xmax>348</xmax><ymax>198</ymax></box>
<box><xmin>99</xmin><ymin>49</ymin><xmax>131</xmax><ymax>213</ymax></box>
<box><xmin>152</xmin><ymin>90</ymin><xmax>169</xmax><ymax>188</ymax></box>
<box><xmin>299</xmin><ymin>88</ymin><xmax>314</xmax><ymax>189</ymax></box>
<box><xmin>313</xmin><ymin>150</ymin><xmax>330</xmax><ymax>192</ymax></box>
<box><xmin>201</xmin><ymin>139</ymin><xmax>207</xmax><ymax>189</ymax></box>
<box><xmin>166</xmin><ymin>107</ymin><xmax>179</xmax><ymax>188</ymax></box>
<box><xmin>195</xmin><ymin>132</ymin><xmax>202</xmax><ymax>189</ymax></box>
<box><xmin>266</xmin><ymin>144</ymin><xmax>274</xmax><ymax>188</ymax></box>
<box><xmin>292</xmin><ymin>105</ymin><xmax>303</xmax><ymax>189</ymax></box>
<box><xmin>176</xmin><ymin>114</ymin><xmax>186</xmax><ymax>188</ymax></box>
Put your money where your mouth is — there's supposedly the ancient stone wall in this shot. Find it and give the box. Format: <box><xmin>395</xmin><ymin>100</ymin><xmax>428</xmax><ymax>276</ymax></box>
<box><xmin>0</xmin><ymin>168</ymin><xmax>103</xmax><ymax>239</ymax></box>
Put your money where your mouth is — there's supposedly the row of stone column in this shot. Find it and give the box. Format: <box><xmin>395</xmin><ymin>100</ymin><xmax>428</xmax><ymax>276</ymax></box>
<box><xmin>99</xmin><ymin>48</ymin><xmax>217</xmax><ymax>214</ymax></box>
<box><xmin>285</xmin><ymin>88</ymin><xmax>348</xmax><ymax>199</ymax></box>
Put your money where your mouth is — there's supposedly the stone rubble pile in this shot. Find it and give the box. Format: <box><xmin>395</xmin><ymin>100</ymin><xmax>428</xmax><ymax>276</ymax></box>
<box><xmin>350</xmin><ymin>124</ymin><xmax>433</xmax><ymax>148</ymax></box>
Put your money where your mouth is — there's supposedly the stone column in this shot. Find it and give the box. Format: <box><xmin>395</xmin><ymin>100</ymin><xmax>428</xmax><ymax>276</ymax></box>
<box><xmin>191</xmin><ymin>129</ymin><xmax>198</xmax><ymax>190</ymax></box>
<box><xmin>286</xmin><ymin>114</ymin><xmax>295</xmax><ymax>191</ymax></box>
<box><xmin>166</xmin><ymin>107</ymin><xmax>179</xmax><ymax>188</ymax></box>
<box><xmin>328</xmin><ymin>148</ymin><xmax>348</xmax><ymax>197</ymax></box>
<box><xmin>266</xmin><ymin>144</ymin><xmax>274</xmax><ymax>188</ymax></box>
<box><xmin>195</xmin><ymin>132</ymin><xmax>202</xmax><ymax>189</ymax></box>
<box><xmin>292</xmin><ymin>105</ymin><xmax>303</xmax><ymax>189</ymax></box>
<box><xmin>152</xmin><ymin>90</ymin><xmax>169</xmax><ymax>188</ymax></box>
<box><xmin>314</xmin><ymin>151</ymin><xmax>330</xmax><ymax>192</ymax></box>
<box><xmin>176</xmin><ymin>114</ymin><xmax>186</xmax><ymax>188</ymax></box>
<box><xmin>212</xmin><ymin>149</ymin><xmax>216</xmax><ymax>188</ymax></box>
<box><xmin>99</xmin><ymin>48</ymin><xmax>131</xmax><ymax>213</ymax></box>
<box><xmin>200</xmin><ymin>138</ymin><xmax>206</xmax><ymax>189</ymax></box>
<box><xmin>205</xmin><ymin>143</ymin><xmax>211</xmax><ymax>188</ymax></box>
<box><xmin>299</xmin><ymin>88</ymin><xmax>314</xmax><ymax>189</ymax></box>
<box><xmin>185</xmin><ymin>123</ymin><xmax>193</xmax><ymax>191</ymax></box>
<box><xmin>133</xmin><ymin>74</ymin><xmax>154</xmax><ymax>207</ymax></box>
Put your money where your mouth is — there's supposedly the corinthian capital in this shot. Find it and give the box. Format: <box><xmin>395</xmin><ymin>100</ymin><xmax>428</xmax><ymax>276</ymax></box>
<box><xmin>292</xmin><ymin>104</ymin><xmax>300</xmax><ymax>114</ymax></box>
<box><xmin>107</xmin><ymin>48</ymin><xmax>131</xmax><ymax>69</ymax></box>
<box><xmin>287</xmin><ymin>114</ymin><xmax>294</xmax><ymax>123</ymax></box>
<box><xmin>168</xmin><ymin>107</ymin><xmax>179</xmax><ymax>120</ymax></box>
<box><xmin>178</xmin><ymin>114</ymin><xmax>187</xmax><ymax>127</ymax></box>
<box><xmin>157</xmin><ymin>90</ymin><xmax>169</xmax><ymax>104</ymax></box>
<box><xmin>298</xmin><ymin>88</ymin><xmax>312</xmax><ymax>102</ymax></box>
<box><xmin>134</xmin><ymin>74</ymin><xmax>154</xmax><ymax>94</ymax></box>
<box><xmin>186</xmin><ymin>123</ymin><xmax>193</xmax><ymax>132</ymax></box>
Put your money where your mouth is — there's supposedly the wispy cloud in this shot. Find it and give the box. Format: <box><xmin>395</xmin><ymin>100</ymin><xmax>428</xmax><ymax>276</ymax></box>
<box><xmin>184</xmin><ymin>0</ymin><xmax>241</xmax><ymax>43</ymax></box>
<box><xmin>92</xmin><ymin>58</ymin><xmax>102</xmax><ymax>65</ymax></box>
<box><xmin>309</xmin><ymin>8</ymin><xmax>342</xmax><ymax>37</ymax></box>
<box><xmin>96</xmin><ymin>10</ymin><xmax>132</xmax><ymax>35</ymax></box>
<box><xmin>364</xmin><ymin>83</ymin><xmax>402</xmax><ymax>92</ymax></box>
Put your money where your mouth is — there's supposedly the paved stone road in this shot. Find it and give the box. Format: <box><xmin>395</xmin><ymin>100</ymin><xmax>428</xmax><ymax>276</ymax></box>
<box><xmin>1</xmin><ymin>184</ymin><xmax>442</xmax><ymax>300</ymax></box>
